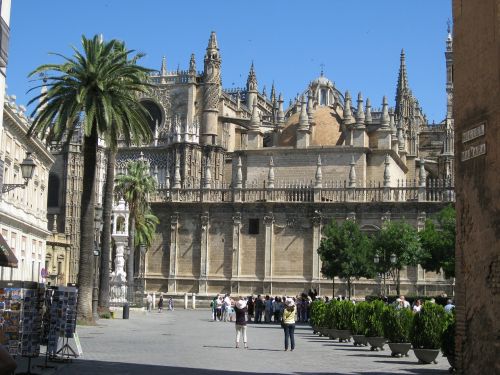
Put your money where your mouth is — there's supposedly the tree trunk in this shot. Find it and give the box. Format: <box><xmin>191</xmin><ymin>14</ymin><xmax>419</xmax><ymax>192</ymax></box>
<box><xmin>76</xmin><ymin>128</ymin><xmax>98</xmax><ymax>322</ymax></box>
<box><xmin>127</xmin><ymin>215</ymin><xmax>136</xmax><ymax>302</ymax></box>
<box><xmin>98</xmin><ymin>148</ymin><xmax>116</xmax><ymax>309</ymax></box>
<box><xmin>347</xmin><ymin>279</ymin><xmax>351</xmax><ymax>299</ymax></box>
<box><xmin>332</xmin><ymin>277</ymin><xmax>335</xmax><ymax>298</ymax></box>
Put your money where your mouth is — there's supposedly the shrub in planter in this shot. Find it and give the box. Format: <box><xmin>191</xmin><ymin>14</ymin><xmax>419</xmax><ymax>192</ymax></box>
<box><xmin>366</xmin><ymin>300</ymin><xmax>386</xmax><ymax>337</ymax></box>
<box><xmin>382</xmin><ymin>306</ymin><xmax>413</xmax><ymax>357</ymax></box>
<box><xmin>351</xmin><ymin>301</ymin><xmax>370</xmax><ymax>346</ymax></box>
<box><xmin>310</xmin><ymin>300</ymin><xmax>326</xmax><ymax>332</ymax></box>
<box><xmin>332</xmin><ymin>300</ymin><xmax>354</xmax><ymax>341</ymax></box>
<box><xmin>366</xmin><ymin>300</ymin><xmax>387</xmax><ymax>351</ymax></box>
<box><xmin>441</xmin><ymin>312</ymin><xmax>456</xmax><ymax>370</ymax></box>
<box><xmin>411</xmin><ymin>301</ymin><xmax>446</xmax><ymax>364</ymax></box>
<box><xmin>324</xmin><ymin>299</ymin><xmax>339</xmax><ymax>338</ymax></box>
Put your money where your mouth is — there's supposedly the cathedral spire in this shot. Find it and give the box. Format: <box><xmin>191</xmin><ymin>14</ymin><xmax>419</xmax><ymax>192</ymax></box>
<box><xmin>270</xmin><ymin>82</ymin><xmax>276</xmax><ymax>104</ymax></box>
<box><xmin>395</xmin><ymin>49</ymin><xmax>412</xmax><ymax>123</ymax></box>
<box><xmin>342</xmin><ymin>91</ymin><xmax>354</xmax><ymax>126</ymax></box>
<box><xmin>277</xmin><ymin>93</ymin><xmax>285</xmax><ymax>124</ymax></box>
<box><xmin>189</xmin><ymin>53</ymin><xmax>196</xmax><ymax>74</ymax></box>
<box><xmin>160</xmin><ymin>56</ymin><xmax>167</xmax><ymax>76</ymax></box>
<box><xmin>355</xmin><ymin>92</ymin><xmax>365</xmax><ymax>127</ymax></box>
<box><xmin>247</xmin><ymin>62</ymin><xmax>258</xmax><ymax>92</ymax></box>
<box><xmin>380</xmin><ymin>96</ymin><xmax>390</xmax><ymax>128</ymax></box>
<box><xmin>299</xmin><ymin>95</ymin><xmax>309</xmax><ymax>130</ymax></box>
<box><xmin>365</xmin><ymin>98</ymin><xmax>372</xmax><ymax>124</ymax></box>
<box><xmin>207</xmin><ymin>31</ymin><xmax>218</xmax><ymax>51</ymax></box>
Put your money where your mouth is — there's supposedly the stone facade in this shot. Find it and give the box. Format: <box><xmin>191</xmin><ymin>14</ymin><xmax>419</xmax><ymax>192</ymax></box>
<box><xmin>453</xmin><ymin>0</ymin><xmax>500</xmax><ymax>373</ymax></box>
<box><xmin>113</xmin><ymin>31</ymin><xmax>455</xmax><ymax>298</ymax></box>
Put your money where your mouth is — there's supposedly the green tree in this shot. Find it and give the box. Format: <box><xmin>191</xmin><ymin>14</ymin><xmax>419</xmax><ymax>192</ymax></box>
<box><xmin>373</xmin><ymin>220</ymin><xmax>423</xmax><ymax>296</ymax></box>
<box><xmin>317</xmin><ymin>220</ymin><xmax>375</xmax><ymax>299</ymax></box>
<box><xmin>115</xmin><ymin>160</ymin><xmax>157</xmax><ymax>302</ymax></box>
<box><xmin>135</xmin><ymin>209</ymin><xmax>160</xmax><ymax>247</ymax></box>
<box><xmin>28</xmin><ymin>35</ymin><xmax>152</xmax><ymax>321</ymax></box>
<box><xmin>419</xmin><ymin>205</ymin><xmax>455</xmax><ymax>278</ymax></box>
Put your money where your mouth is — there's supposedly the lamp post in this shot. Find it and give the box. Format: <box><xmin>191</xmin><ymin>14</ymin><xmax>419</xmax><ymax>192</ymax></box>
<box><xmin>1</xmin><ymin>152</ymin><xmax>36</xmax><ymax>193</ymax></box>
<box><xmin>374</xmin><ymin>250</ymin><xmax>397</xmax><ymax>296</ymax></box>
<box><xmin>92</xmin><ymin>204</ymin><xmax>103</xmax><ymax>320</ymax></box>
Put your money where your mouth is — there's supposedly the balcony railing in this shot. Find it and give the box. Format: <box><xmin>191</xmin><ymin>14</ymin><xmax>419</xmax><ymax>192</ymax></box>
<box><xmin>0</xmin><ymin>17</ymin><xmax>9</xmax><ymax>68</ymax></box>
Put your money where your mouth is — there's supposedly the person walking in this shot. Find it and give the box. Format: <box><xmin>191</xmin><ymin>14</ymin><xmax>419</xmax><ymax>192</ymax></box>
<box><xmin>158</xmin><ymin>295</ymin><xmax>164</xmax><ymax>313</ymax></box>
<box><xmin>168</xmin><ymin>297</ymin><xmax>174</xmax><ymax>311</ymax></box>
<box><xmin>247</xmin><ymin>296</ymin><xmax>255</xmax><ymax>322</ymax></box>
<box><xmin>255</xmin><ymin>295</ymin><xmax>263</xmax><ymax>323</ymax></box>
<box><xmin>234</xmin><ymin>298</ymin><xmax>248</xmax><ymax>349</ymax></box>
<box><xmin>282</xmin><ymin>297</ymin><xmax>297</xmax><ymax>351</ymax></box>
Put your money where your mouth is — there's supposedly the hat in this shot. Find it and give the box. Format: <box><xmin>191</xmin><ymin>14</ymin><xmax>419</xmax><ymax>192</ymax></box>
<box><xmin>285</xmin><ymin>298</ymin><xmax>295</xmax><ymax>307</ymax></box>
<box><xmin>236</xmin><ymin>299</ymin><xmax>247</xmax><ymax>309</ymax></box>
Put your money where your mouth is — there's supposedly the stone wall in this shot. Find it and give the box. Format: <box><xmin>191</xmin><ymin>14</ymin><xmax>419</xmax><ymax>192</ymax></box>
<box><xmin>144</xmin><ymin>201</ymin><xmax>453</xmax><ymax>298</ymax></box>
<box><xmin>453</xmin><ymin>0</ymin><xmax>500</xmax><ymax>373</ymax></box>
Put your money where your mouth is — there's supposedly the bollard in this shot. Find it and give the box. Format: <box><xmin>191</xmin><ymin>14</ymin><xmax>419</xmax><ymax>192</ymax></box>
<box><xmin>192</xmin><ymin>293</ymin><xmax>196</xmax><ymax>309</ymax></box>
<box><xmin>123</xmin><ymin>303</ymin><xmax>130</xmax><ymax>319</ymax></box>
<box><xmin>184</xmin><ymin>293</ymin><xmax>188</xmax><ymax>309</ymax></box>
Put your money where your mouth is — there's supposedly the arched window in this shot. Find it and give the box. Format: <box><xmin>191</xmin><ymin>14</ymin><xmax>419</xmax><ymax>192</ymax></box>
<box><xmin>47</xmin><ymin>173</ymin><xmax>60</xmax><ymax>207</ymax></box>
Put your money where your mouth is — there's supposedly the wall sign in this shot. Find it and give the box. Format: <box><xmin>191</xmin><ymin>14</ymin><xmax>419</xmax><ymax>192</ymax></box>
<box><xmin>461</xmin><ymin>121</ymin><xmax>486</xmax><ymax>162</ymax></box>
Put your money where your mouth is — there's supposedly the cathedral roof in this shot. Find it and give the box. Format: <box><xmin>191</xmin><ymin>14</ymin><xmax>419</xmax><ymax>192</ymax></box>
<box><xmin>278</xmin><ymin>106</ymin><xmax>344</xmax><ymax>147</ymax></box>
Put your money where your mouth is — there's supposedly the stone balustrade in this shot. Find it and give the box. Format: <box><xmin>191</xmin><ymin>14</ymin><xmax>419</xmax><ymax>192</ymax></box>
<box><xmin>149</xmin><ymin>178</ymin><xmax>454</xmax><ymax>204</ymax></box>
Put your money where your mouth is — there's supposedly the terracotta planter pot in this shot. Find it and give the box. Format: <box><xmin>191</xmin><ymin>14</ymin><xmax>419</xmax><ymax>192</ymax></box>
<box><xmin>366</xmin><ymin>336</ymin><xmax>387</xmax><ymax>351</ymax></box>
<box><xmin>413</xmin><ymin>348</ymin><xmax>440</xmax><ymax>364</ymax></box>
<box><xmin>336</xmin><ymin>329</ymin><xmax>352</xmax><ymax>342</ymax></box>
<box><xmin>388</xmin><ymin>342</ymin><xmax>411</xmax><ymax>357</ymax></box>
<box><xmin>352</xmin><ymin>334</ymin><xmax>368</xmax><ymax>347</ymax></box>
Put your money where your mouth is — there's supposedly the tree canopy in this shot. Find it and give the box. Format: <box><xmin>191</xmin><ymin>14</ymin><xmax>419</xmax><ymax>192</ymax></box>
<box><xmin>317</xmin><ymin>220</ymin><xmax>375</xmax><ymax>298</ymax></box>
<box><xmin>419</xmin><ymin>205</ymin><xmax>455</xmax><ymax>278</ymax></box>
<box><xmin>372</xmin><ymin>220</ymin><xmax>423</xmax><ymax>295</ymax></box>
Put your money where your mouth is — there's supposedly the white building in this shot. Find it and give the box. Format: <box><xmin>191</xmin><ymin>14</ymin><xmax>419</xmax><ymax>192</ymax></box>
<box><xmin>0</xmin><ymin>94</ymin><xmax>54</xmax><ymax>282</ymax></box>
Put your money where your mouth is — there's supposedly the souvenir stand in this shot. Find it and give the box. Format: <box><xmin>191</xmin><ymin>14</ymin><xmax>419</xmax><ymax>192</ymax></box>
<box><xmin>0</xmin><ymin>281</ymin><xmax>45</xmax><ymax>375</ymax></box>
<box><xmin>46</xmin><ymin>284</ymin><xmax>79</xmax><ymax>361</ymax></box>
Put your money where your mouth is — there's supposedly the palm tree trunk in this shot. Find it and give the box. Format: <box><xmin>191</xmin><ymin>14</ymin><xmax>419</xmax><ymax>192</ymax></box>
<box><xmin>127</xmin><ymin>215</ymin><xmax>136</xmax><ymax>302</ymax></box>
<box><xmin>98</xmin><ymin>148</ymin><xmax>116</xmax><ymax>309</ymax></box>
<box><xmin>76</xmin><ymin>128</ymin><xmax>98</xmax><ymax>321</ymax></box>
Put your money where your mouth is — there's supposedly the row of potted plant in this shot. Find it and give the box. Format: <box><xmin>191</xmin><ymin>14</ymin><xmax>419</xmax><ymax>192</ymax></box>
<box><xmin>310</xmin><ymin>299</ymin><xmax>455</xmax><ymax>368</ymax></box>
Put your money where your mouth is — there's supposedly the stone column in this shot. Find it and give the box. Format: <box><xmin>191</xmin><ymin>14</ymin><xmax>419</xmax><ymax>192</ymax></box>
<box><xmin>231</xmin><ymin>212</ymin><xmax>242</xmax><ymax>293</ymax></box>
<box><xmin>311</xmin><ymin>211</ymin><xmax>323</xmax><ymax>286</ymax></box>
<box><xmin>199</xmin><ymin>212</ymin><xmax>209</xmax><ymax>294</ymax></box>
<box><xmin>263</xmin><ymin>213</ymin><xmax>274</xmax><ymax>294</ymax></box>
<box><xmin>168</xmin><ymin>213</ymin><xmax>179</xmax><ymax>293</ymax></box>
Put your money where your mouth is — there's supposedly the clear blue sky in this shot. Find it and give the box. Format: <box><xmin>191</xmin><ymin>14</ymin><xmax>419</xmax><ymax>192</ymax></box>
<box><xmin>8</xmin><ymin>0</ymin><xmax>451</xmax><ymax>123</ymax></box>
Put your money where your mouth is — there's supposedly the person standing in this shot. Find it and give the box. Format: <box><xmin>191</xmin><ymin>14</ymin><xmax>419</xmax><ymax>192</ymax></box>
<box><xmin>247</xmin><ymin>296</ymin><xmax>255</xmax><ymax>322</ymax></box>
<box><xmin>255</xmin><ymin>295</ymin><xmax>263</xmax><ymax>323</ymax></box>
<box><xmin>234</xmin><ymin>298</ymin><xmax>248</xmax><ymax>349</ymax></box>
<box><xmin>146</xmin><ymin>293</ymin><xmax>153</xmax><ymax>313</ymax></box>
<box><xmin>282</xmin><ymin>298</ymin><xmax>296</xmax><ymax>351</ymax></box>
<box><xmin>158</xmin><ymin>295</ymin><xmax>164</xmax><ymax>313</ymax></box>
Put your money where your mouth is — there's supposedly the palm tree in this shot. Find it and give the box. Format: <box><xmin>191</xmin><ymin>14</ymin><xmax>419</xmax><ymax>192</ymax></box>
<box><xmin>115</xmin><ymin>160</ymin><xmax>156</xmax><ymax>302</ymax></box>
<box><xmin>98</xmin><ymin>42</ymin><xmax>147</xmax><ymax>311</ymax></box>
<box><xmin>28</xmin><ymin>35</ymin><xmax>152</xmax><ymax>321</ymax></box>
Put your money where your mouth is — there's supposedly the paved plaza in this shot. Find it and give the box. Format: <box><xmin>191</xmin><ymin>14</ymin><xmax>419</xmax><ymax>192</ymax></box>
<box><xmin>16</xmin><ymin>309</ymin><xmax>450</xmax><ymax>375</ymax></box>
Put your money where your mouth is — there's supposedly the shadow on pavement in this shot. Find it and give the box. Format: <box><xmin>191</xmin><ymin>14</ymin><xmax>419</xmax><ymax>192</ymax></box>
<box><xmin>52</xmin><ymin>359</ymin><xmax>449</xmax><ymax>375</ymax></box>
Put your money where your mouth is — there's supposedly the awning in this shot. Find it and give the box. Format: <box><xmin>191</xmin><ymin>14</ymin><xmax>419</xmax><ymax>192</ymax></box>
<box><xmin>0</xmin><ymin>233</ymin><xmax>18</xmax><ymax>268</ymax></box>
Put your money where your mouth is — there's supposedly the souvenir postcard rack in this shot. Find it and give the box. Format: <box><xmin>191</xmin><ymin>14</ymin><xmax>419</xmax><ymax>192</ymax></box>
<box><xmin>0</xmin><ymin>281</ymin><xmax>45</xmax><ymax>374</ymax></box>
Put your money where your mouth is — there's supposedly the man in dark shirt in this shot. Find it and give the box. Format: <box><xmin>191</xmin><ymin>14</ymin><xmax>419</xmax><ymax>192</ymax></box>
<box><xmin>234</xmin><ymin>298</ymin><xmax>248</xmax><ymax>348</ymax></box>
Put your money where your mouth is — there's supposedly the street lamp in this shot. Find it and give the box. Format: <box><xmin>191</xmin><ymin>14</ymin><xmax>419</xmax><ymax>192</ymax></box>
<box><xmin>2</xmin><ymin>152</ymin><xmax>36</xmax><ymax>193</ymax></box>
<box><xmin>374</xmin><ymin>251</ymin><xmax>398</xmax><ymax>297</ymax></box>
<box><xmin>92</xmin><ymin>204</ymin><xmax>103</xmax><ymax>320</ymax></box>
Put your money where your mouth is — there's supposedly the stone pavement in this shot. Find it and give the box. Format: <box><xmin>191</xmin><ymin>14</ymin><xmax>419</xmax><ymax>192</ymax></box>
<box><xmin>15</xmin><ymin>309</ymin><xmax>451</xmax><ymax>374</ymax></box>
